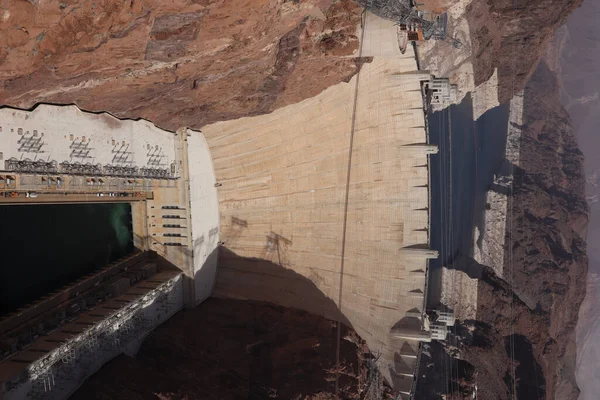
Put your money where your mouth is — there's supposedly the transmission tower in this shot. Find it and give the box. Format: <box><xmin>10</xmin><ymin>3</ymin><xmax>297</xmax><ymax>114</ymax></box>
<box><xmin>362</xmin><ymin>352</ymin><xmax>383</xmax><ymax>400</ymax></box>
<box><xmin>356</xmin><ymin>0</ymin><xmax>462</xmax><ymax>48</ymax></box>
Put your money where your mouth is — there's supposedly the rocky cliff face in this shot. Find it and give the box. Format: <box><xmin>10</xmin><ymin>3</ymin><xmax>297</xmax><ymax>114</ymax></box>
<box><xmin>0</xmin><ymin>0</ymin><xmax>364</xmax><ymax>131</ymax></box>
<box><xmin>545</xmin><ymin>2</ymin><xmax>600</xmax><ymax>397</ymax></box>
<box><xmin>465</xmin><ymin>0</ymin><xmax>583</xmax><ymax>104</ymax></box>
<box><xmin>1</xmin><ymin>0</ymin><xmax>582</xmax><ymax>128</ymax></box>
<box><xmin>417</xmin><ymin>59</ymin><xmax>588</xmax><ymax>400</ymax></box>
<box><xmin>417</xmin><ymin>0</ymin><xmax>583</xmax><ymax>118</ymax></box>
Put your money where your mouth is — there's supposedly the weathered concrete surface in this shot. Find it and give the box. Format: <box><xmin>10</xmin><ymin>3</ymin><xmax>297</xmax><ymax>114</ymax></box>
<box><xmin>186</xmin><ymin>129</ymin><xmax>220</xmax><ymax>305</ymax></box>
<box><xmin>0</xmin><ymin>105</ymin><xmax>177</xmax><ymax>167</ymax></box>
<box><xmin>202</xmin><ymin>13</ymin><xmax>434</xmax><ymax>388</ymax></box>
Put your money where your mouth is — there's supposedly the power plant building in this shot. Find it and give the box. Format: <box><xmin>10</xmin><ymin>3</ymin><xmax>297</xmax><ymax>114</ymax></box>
<box><xmin>0</xmin><ymin>105</ymin><xmax>219</xmax><ymax>400</ymax></box>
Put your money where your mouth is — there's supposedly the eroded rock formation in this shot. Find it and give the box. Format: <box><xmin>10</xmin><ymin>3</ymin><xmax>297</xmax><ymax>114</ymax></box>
<box><xmin>417</xmin><ymin>0</ymin><xmax>583</xmax><ymax>117</ymax></box>
<box><xmin>0</xmin><ymin>0</ymin><xmax>364</xmax><ymax>131</ymax></box>
<box><xmin>466</xmin><ymin>0</ymin><xmax>583</xmax><ymax>104</ymax></box>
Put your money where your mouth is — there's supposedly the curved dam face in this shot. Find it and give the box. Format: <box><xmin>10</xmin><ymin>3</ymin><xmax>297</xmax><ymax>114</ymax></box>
<box><xmin>202</xmin><ymin>13</ymin><xmax>436</xmax><ymax>390</ymax></box>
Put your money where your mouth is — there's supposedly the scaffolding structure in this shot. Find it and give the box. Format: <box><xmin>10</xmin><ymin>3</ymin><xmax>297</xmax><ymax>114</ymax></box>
<box><xmin>17</xmin><ymin>132</ymin><xmax>46</xmax><ymax>154</ymax></box>
<box><xmin>5</xmin><ymin>158</ymin><xmax>58</xmax><ymax>174</ymax></box>
<box><xmin>363</xmin><ymin>353</ymin><xmax>383</xmax><ymax>400</ymax></box>
<box><xmin>2</xmin><ymin>160</ymin><xmax>175</xmax><ymax>180</ymax></box>
<box><xmin>60</xmin><ymin>162</ymin><xmax>103</xmax><ymax>176</ymax></box>
<box><xmin>3</xmin><ymin>275</ymin><xmax>182</xmax><ymax>400</ymax></box>
<box><xmin>140</xmin><ymin>167</ymin><xmax>171</xmax><ymax>179</ymax></box>
<box><xmin>103</xmin><ymin>164</ymin><xmax>139</xmax><ymax>177</ymax></box>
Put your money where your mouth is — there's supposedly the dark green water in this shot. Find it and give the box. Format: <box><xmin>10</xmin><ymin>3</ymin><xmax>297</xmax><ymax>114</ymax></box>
<box><xmin>0</xmin><ymin>203</ymin><xmax>133</xmax><ymax>315</ymax></box>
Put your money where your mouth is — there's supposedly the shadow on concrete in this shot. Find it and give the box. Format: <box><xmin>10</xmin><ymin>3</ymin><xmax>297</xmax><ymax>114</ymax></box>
<box><xmin>388</xmin><ymin>317</ymin><xmax>425</xmax><ymax>395</ymax></box>
<box><xmin>400</xmin><ymin>243</ymin><xmax>431</xmax><ymax>250</ymax></box>
<box><xmin>133</xmin><ymin>229</ymin><xmax>220</xmax><ymax>306</ymax></box>
<box><xmin>393</xmin><ymin>352</ymin><xmax>416</xmax><ymax>376</ymax></box>
<box><xmin>69</xmin><ymin>244</ymin><xmax>382</xmax><ymax>399</ymax></box>
<box><xmin>390</xmin><ymin>316</ymin><xmax>422</xmax><ymax>335</ymax></box>
<box><xmin>214</xmin><ymin>246</ymin><xmax>354</xmax><ymax>330</ymax></box>
<box><xmin>137</xmin><ymin>231</ymin><xmax>347</xmax><ymax>320</ymax></box>
<box><xmin>451</xmin><ymin>253</ymin><xmax>485</xmax><ymax>280</ymax></box>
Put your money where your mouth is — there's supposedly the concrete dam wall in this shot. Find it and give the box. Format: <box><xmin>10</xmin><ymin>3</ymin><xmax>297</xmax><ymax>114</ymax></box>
<box><xmin>202</xmin><ymin>13</ymin><xmax>437</xmax><ymax>390</ymax></box>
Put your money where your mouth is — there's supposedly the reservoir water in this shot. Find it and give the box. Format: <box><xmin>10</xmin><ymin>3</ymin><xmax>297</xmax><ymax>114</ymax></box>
<box><xmin>0</xmin><ymin>203</ymin><xmax>133</xmax><ymax>315</ymax></box>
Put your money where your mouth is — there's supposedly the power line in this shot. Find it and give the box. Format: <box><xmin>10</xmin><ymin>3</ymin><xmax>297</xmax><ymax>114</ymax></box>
<box><xmin>441</xmin><ymin>108</ymin><xmax>453</xmax><ymax>399</ymax></box>
<box><xmin>508</xmin><ymin>0</ymin><xmax>521</xmax><ymax>396</ymax></box>
<box><xmin>447</xmin><ymin>106</ymin><xmax>461</xmax><ymax>400</ymax></box>
<box><xmin>436</xmin><ymin>106</ymin><xmax>452</xmax><ymax>400</ymax></box>
<box><xmin>442</xmin><ymin>106</ymin><xmax>460</xmax><ymax>400</ymax></box>
<box><xmin>335</xmin><ymin>4</ymin><xmax>369</xmax><ymax>398</ymax></box>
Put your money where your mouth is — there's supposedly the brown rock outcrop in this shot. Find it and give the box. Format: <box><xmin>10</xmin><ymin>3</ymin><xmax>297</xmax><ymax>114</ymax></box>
<box><xmin>466</xmin><ymin>0</ymin><xmax>583</xmax><ymax>103</ymax></box>
<box><xmin>0</xmin><ymin>0</ymin><xmax>364</xmax><ymax>131</ymax></box>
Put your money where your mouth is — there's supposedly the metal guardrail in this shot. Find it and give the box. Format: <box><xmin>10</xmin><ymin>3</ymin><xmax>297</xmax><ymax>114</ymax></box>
<box><xmin>4</xmin><ymin>159</ymin><xmax>176</xmax><ymax>180</ymax></box>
